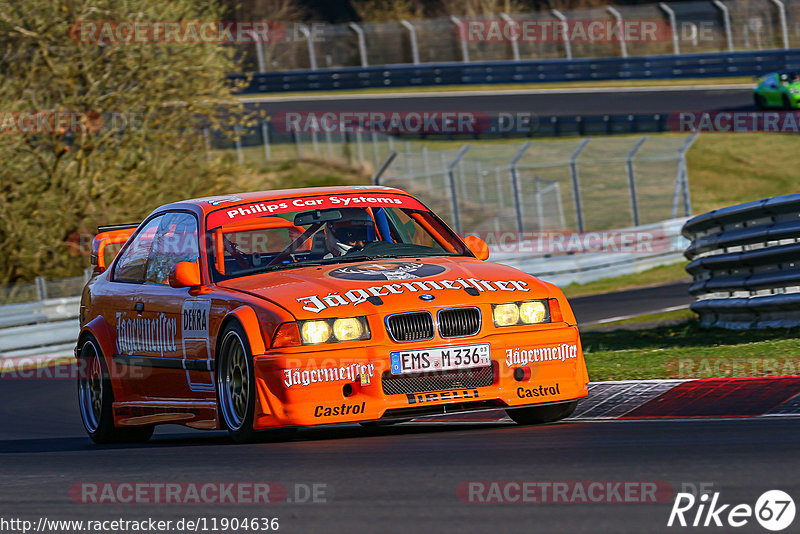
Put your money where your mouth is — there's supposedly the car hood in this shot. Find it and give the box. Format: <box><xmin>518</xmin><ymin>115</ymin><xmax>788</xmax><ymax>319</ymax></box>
<box><xmin>216</xmin><ymin>257</ymin><xmax>555</xmax><ymax>320</ymax></box>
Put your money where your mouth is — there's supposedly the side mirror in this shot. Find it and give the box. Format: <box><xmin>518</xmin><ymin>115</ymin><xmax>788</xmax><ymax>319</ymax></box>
<box><xmin>462</xmin><ymin>235</ymin><xmax>489</xmax><ymax>261</ymax></box>
<box><xmin>169</xmin><ymin>261</ymin><xmax>202</xmax><ymax>288</ymax></box>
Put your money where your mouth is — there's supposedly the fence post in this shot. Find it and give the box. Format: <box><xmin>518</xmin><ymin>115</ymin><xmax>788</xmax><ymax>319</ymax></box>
<box><xmin>35</xmin><ymin>276</ymin><xmax>47</xmax><ymax>301</ymax></box>
<box><xmin>551</xmin><ymin>10</ymin><xmax>573</xmax><ymax>60</ymax></box>
<box><xmin>371</xmin><ymin>131</ymin><xmax>380</xmax><ymax>167</ymax></box>
<box><xmin>348</xmin><ymin>22</ymin><xmax>369</xmax><ymax>67</ymax></box>
<box><xmin>400</xmin><ymin>20</ymin><xmax>420</xmax><ymax>64</ymax></box>
<box><xmin>234</xmin><ymin>125</ymin><xmax>244</xmax><ymax>165</ymax></box>
<box><xmin>500</xmin><ymin>13</ymin><xmax>521</xmax><ymax>61</ymax></box>
<box><xmin>294</xmin><ymin>132</ymin><xmax>303</xmax><ymax>159</ymax></box>
<box><xmin>712</xmin><ymin>1</ymin><xmax>734</xmax><ymax>52</ymax></box>
<box><xmin>372</xmin><ymin>151</ymin><xmax>398</xmax><ymax>185</ymax></box>
<box><xmin>446</xmin><ymin>145</ymin><xmax>471</xmax><ymax>234</ymax></box>
<box><xmin>355</xmin><ymin>130</ymin><xmax>365</xmax><ymax>166</ymax></box>
<box><xmin>249</xmin><ymin>30</ymin><xmax>266</xmax><ymax>73</ymax></box>
<box><xmin>771</xmin><ymin>0</ymin><xmax>790</xmax><ymax>49</ymax></box>
<box><xmin>681</xmin><ymin>132</ymin><xmax>698</xmax><ymax>216</ymax></box>
<box><xmin>450</xmin><ymin>16</ymin><xmax>470</xmax><ymax>63</ymax></box>
<box><xmin>422</xmin><ymin>146</ymin><xmax>433</xmax><ymax>190</ymax></box>
<box><xmin>325</xmin><ymin>129</ymin><xmax>334</xmax><ymax>159</ymax></box>
<box><xmin>261</xmin><ymin>120</ymin><xmax>271</xmax><ymax>162</ymax></box>
<box><xmin>203</xmin><ymin>127</ymin><xmax>211</xmax><ymax>162</ymax></box>
<box><xmin>606</xmin><ymin>7</ymin><xmax>628</xmax><ymax>57</ymax></box>
<box><xmin>570</xmin><ymin>138</ymin><xmax>591</xmax><ymax>232</ymax></box>
<box><xmin>626</xmin><ymin>137</ymin><xmax>647</xmax><ymax>226</ymax></box>
<box><xmin>297</xmin><ymin>24</ymin><xmax>318</xmax><ymax>70</ymax></box>
<box><xmin>509</xmin><ymin>142</ymin><xmax>532</xmax><ymax>235</ymax></box>
<box><xmin>659</xmin><ymin>3</ymin><xmax>680</xmax><ymax>55</ymax></box>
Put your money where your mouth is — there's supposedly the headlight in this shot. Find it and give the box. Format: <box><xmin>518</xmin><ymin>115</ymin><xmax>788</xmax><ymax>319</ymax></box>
<box><xmin>493</xmin><ymin>300</ymin><xmax>550</xmax><ymax>327</ymax></box>
<box><xmin>493</xmin><ymin>303</ymin><xmax>520</xmax><ymax>326</ymax></box>
<box><xmin>300</xmin><ymin>320</ymin><xmax>332</xmax><ymax>344</ymax></box>
<box><xmin>333</xmin><ymin>317</ymin><xmax>364</xmax><ymax>342</ymax></box>
<box><xmin>519</xmin><ymin>300</ymin><xmax>548</xmax><ymax>324</ymax></box>
<box><xmin>299</xmin><ymin>317</ymin><xmax>370</xmax><ymax>344</ymax></box>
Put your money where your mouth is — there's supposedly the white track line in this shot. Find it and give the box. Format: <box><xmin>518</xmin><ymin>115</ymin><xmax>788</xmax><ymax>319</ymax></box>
<box><xmin>239</xmin><ymin>84</ymin><xmax>753</xmax><ymax>103</ymax></box>
<box><xmin>583</xmin><ymin>304</ymin><xmax>690</xmax><ymax>326</ymax></box>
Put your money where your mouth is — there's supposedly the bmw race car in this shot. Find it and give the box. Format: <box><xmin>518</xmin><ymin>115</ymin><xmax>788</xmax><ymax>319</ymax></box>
<box><xmin>77</xmin><ymin>186</ymin><xmax>589</xmax><ymax>443</ymax></box>
<box><xmin>754</xmin><ymin>70</ymin><xmax>800</xmax><ymax>109</ymax></box>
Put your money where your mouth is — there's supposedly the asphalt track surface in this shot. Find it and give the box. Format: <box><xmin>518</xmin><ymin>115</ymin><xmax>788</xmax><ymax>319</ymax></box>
<box><xmin>0</xmin><ymin>375</ymin><xmax>798</xmax><ymax>534</ymax></box>
<box><xmin>245</xmin><ymin>86</ymin><xmax>755</xmax><ymax>117</ymax></box>
<box><xmin>0</xmin><ymin>282</ymin><xmax>788</xmax><ymax>534</ymax></box>
<box><xmin>570</xmin><ymin>281</ymin><xmax>692</xmax><ymax>325</ymax></box>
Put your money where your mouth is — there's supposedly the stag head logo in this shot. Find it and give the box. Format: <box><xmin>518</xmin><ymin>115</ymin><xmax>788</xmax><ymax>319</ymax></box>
<box><xmin>328</xmin><ymin>262</ymin><xmax>445</xmax><ymax>281</ymax></box>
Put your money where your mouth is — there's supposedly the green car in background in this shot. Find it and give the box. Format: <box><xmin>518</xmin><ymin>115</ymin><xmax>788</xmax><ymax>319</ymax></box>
<box><xmin>754</xmin><ymin>70</ymin><xmax>800</xmax><ymax>109</ymax></box>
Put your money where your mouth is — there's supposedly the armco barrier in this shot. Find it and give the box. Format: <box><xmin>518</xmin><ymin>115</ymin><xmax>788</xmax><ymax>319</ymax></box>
<box><xmin>231</xmin><ymin>49</ymin><xmax>800</xmax><ymax>94</ymax></box>
<box><xmin>683</xmin><ymin>192</ymin><xmax>800</xmax><ymax>329</ymax></box>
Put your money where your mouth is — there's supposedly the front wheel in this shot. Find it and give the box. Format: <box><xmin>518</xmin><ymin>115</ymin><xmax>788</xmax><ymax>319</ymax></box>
<box><xmin>217</xmin><ymin>323</ymin><xmax>258</xmax><ymax>443</ymax></box>
<box><xmin>77</xmin><ymin>336</ymin><xmax>154</xmax><ymax>444</ymax></box>
<box><xmin>754</xmin><ymin>93</ymin><xmax>767</xmax><ymax>109</ymax></box>
<box><xmin>783</xmin><ymin>94</ymin><xmax>794</xmax><ymax>109</ymax></box>
<box><xmin>506</xmin><ymin>400</ymin><xmax>578</xmax><ymax>425</ymax></box>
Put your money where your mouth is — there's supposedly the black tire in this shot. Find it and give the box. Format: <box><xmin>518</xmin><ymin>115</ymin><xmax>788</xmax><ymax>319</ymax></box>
<box><xmin>216</xmin><ymin>322</ymin><xmax>259</xmax><ymax>443</ymax></box>
<box><xmin>755</xmin><ymin>93</ymin><xmax>767</xmax><ymax>109</ymax></box>
<box><xmin>215</xmin><ymin>323</ymin><xmax>298</xmax><ymax>443</ymax></box>
<box><xmin>77</xmin><ymin>336</ymin><xmax>154</xmax><ymax>444</ymax></box>
<box><xmin>506</xmin><ymin>400</ymin><xmax>578</xmax><ymax>426</ymax></box>
<box><xmin>783</xmin><ymin>94</ymin><xmax>793</xmax><ymax>110</ymax></box>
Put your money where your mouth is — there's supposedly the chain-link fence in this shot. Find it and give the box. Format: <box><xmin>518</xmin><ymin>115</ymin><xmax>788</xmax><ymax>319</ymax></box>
<box><xmin>242</xmin><ymin>0</ymin><xmax>800</xmax><ymax>72</ymax></box>
<box><xmin>375</xmin><ymin>135</ymin><xmax>697</xmax><ymax>236</ymax></box>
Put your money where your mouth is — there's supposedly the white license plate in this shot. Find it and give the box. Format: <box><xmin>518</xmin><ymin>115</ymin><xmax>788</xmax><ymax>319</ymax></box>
<box><xmin>390</xmin><ymin>344</ymin><xmax>491</xmax><ymax>375</ymax></box>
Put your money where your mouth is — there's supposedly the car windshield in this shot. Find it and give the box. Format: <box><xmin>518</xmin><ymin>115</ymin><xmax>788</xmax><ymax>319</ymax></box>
<box><xmin>207</xmin><ymin>204</ymin><xmax>470</xmax><ymax>281</ymax></box>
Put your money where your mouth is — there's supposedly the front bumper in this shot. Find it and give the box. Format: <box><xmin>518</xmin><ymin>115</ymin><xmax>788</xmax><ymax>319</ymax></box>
<box><xmin>251</xmin><ymin>323</ymin><xmax>588</xmax><ymax>429</ymax></box>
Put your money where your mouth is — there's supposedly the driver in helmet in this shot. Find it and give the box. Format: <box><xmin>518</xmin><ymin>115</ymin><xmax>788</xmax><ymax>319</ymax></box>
<box><xmin>324</xmin><ymin>208</ymin><xmax>376</xmax><ymax>257</ymax></box>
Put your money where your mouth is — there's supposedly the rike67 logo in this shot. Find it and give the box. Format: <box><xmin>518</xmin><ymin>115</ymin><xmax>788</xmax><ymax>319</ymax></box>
<box><xmin>668</xmin><ymin>490</ymin><xmax>795</xmax><ymax>531</ymax></box>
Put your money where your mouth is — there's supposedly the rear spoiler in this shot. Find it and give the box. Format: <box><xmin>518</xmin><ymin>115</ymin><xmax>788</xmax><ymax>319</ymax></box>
<box><xmin>91</xmin><ymin>222</ymin><xmax>140</xmax><ymax>275</ymax></box>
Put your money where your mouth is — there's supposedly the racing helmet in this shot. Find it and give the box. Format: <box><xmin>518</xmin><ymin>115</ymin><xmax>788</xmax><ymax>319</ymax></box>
<box><xmin>325</xmin><ymin>208</ymin><xmax>376</xmax><ymax>255</ymax></box>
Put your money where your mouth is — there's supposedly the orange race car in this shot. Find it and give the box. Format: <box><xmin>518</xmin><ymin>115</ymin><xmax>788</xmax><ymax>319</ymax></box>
<box><xmin>76</xmin><ymin>186</ymin><xmax>589</xmax><ymax>443</ymax></box>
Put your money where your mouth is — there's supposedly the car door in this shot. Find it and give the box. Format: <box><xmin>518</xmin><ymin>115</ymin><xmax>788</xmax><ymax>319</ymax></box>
<box><xmin>110</xmin><ymin>215</ymin><xmax>165</xmax><ymax>399</ymax></box>
<box><xmin>136</xmin><ymin>211</ymin><xmax>214</xmax><ymax>399</ymax></box>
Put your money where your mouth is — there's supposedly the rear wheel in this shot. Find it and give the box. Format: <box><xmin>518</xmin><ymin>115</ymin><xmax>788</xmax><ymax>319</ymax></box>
<box><xmin>77</xmin><ymin>336</ymin><xmax>154</xmax><ymax>444</ymax></box>
<box><xmin>506</xmin><ymin>400</ymin><xmax>578</xmax><ymax>425</ymax></box>
<box><xmin>783</xmin><ymin>94</ymin><xmax>793</xmax><ymax>109</ymax></box>
<box><xmin>755</xmin><ymin>93</ymin><xmax>767</xmax><ymax>109</ymax></box>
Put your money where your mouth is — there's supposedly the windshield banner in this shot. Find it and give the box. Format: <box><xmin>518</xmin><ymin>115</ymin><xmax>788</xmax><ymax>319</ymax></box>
<box><xmin>207</xmin><ymin>193</ymin><xmax>426</xmax><ymax>228</ymax></box>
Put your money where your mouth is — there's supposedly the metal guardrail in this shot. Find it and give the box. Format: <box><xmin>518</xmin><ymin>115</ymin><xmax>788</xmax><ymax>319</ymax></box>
<box><xmin>683</xmin><ymin>192</ymin><xmax>800</xmax><ymax>328</ymax></box>
<box><xmin>231</xmin><ymin>49</ymin><xmax>800</xmax><ymax>93</ymax></box>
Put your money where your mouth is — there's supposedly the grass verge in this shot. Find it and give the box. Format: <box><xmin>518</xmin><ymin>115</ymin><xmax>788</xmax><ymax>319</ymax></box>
<box><xmin>583</xmin><ymin>320</ymin><xmax>800</xmax><ymax>381</ymax></box>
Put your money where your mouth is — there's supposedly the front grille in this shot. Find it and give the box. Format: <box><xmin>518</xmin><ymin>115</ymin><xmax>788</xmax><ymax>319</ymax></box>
<box><xmin>385</xmin><ymin>312</ymin><xmax>434</xmax><ymax>342</ymax></box>
<box><xmin>382</xmin><ymin>364</ymin><xmax>495</xmax><ymax>395</ymax></box>
<box><xmin>438</xmin><ymin>307</ymin><xmax>481</xmax><ymax>338</ymax></box>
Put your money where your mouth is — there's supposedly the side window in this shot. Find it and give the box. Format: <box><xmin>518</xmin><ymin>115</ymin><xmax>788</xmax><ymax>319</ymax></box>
<box><xmin>113</xmin><ymin>217</ymin><xmax>163</xmax><ymax>283</ymax></box>
<box><xmin>144</xmin><ymin>212</ymin><xmax>200</xmax><ymax>285</ymax></box>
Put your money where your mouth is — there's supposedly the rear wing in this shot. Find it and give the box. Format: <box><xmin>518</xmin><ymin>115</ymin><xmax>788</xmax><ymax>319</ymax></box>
<box><xmin>91</xmin><ymin>223</ymin><xmax>140</xmax><ymax>275</ymax></box>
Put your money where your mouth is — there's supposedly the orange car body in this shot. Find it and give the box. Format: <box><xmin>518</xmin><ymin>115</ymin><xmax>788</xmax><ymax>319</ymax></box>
<box><xmin>77</xmin><ymin>186</ymin><xmax>588</xmax><ymax>434</ymax></box>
